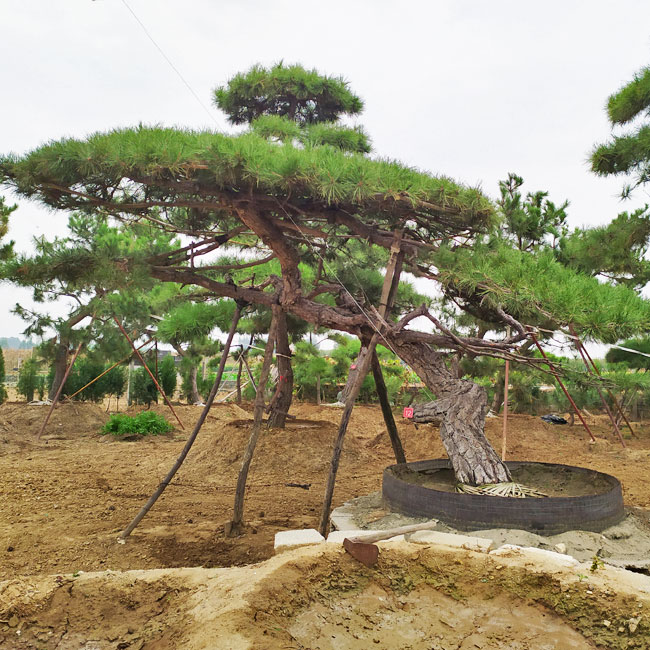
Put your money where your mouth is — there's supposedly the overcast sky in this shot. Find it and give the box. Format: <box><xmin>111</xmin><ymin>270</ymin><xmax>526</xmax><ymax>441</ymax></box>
<box><xmin>2</xmin><ymin>0</ymin><xmax>650</xmax><ymax>348</ymax></box>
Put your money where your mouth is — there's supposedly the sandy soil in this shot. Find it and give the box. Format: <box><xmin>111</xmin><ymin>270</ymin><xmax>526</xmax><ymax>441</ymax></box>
<box><xmin>1</xmin><ymin>401</ymin><xmax>650</xmax><ymax>648</ymax></box>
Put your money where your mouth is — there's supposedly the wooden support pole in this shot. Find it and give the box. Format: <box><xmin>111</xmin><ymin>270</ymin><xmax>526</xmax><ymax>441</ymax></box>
<box><xmin>120</xmin><ymin>305</ymin><xmax>243</xmax><ymax>540</ymax></box>
<box><xmin>371</xmin><ymin>350</ymin><xmax>406</xmax><ymax>464</ymax></box>
<box><xmin>319</xmin><ymin>331</ymin><xmax>380</xmax><ymax>536</ymax></box>
<box><xmin>574</xmin><ymin>330</ymin><xmax>637</xmax><ymax>438</ymax></box>
<box><xmin>113</xmin><ymin>317</ymin><xmax>185</xmax><ymax>431</ymax></box>
<box><xmin>530</xmin><ymin>333</ymin><xmax>596</xmax><ymax>443</ymax></box>
<box><xmin>227</xmin><ymin>309</ymin><xmax>278</xmax><ymax>536</ymax></box>
<box><xmin>501</xmin><ymin>357</ymin><xmax>510</xmax><ymax>460</ymax></box>
<box><xmin>241</xmin><ymin>353</ymin><xmax>257</xmax><ymax>392</ymax></box>
<box><xmin>67</xmin><ymin>337</ymin><xmax>153</xmax><ymax>401</ymax></box>
<box><xmin>36</xmin><ymin>341</ymin><xmax>84</xmax><ymax>440</ymax></box>
<box><xmin>154</xmin><ymin>339</ymin><xmax>159</xmax><ymax>383</ymax></box>
<box><xmin>569</xmin><ymin>327</ymin><xmax>626</xmax><ymax>448</ymax></box>
<box><xmin>319</xmin><ymin>229</ymin><xmax>404</xmax><ymax>536</ymax></box>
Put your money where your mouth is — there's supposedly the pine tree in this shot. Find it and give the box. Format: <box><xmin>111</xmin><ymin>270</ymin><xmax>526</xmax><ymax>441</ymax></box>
<box><xmin>3</xmin><ymin>64</ymin><xmax>650</xmax><ymax>485</ymax></box>
<box><xmin>591</xmin><ymin>64</ymin><xmax>650</xmax><ymax>196</ymax></box>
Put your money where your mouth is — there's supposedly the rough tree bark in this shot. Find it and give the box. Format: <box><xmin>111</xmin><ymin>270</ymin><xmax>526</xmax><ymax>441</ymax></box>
<box><xmin>490</xmin><ymin>369</ymin><xmax>505</xmax><ymax>415</ymax></box>
<box><xmin>391</xmin><ymin>339</ymin><xmax>511</xmax><ymax>485</ymax></box>
<box><xmin>266</xmin><ymin>309</ymin><xmax>293</xmax><ymax>428</ymax></box>
<box><xmin>48</xmin><ymin>341</ymin><xmax>68</xmax><ymax>400</ymax></box>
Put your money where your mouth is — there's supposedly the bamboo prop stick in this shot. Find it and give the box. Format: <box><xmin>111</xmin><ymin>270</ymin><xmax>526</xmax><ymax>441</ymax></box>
<box><xmin>113</xmin><ymin>317</ymin><xmax>185</xmax><ymax>431</ymax></box>
<box><xmin>36</xmin><ymin>341</ymin><xmax>85</xmax><ymax>440</ymax></box>
<box><xmin>530</xmin><ymin>333</ymin><xmax>596</xmax><ymax>443</ymax></box>
<box><xmin>241</xmin><ymin>353</ymin><xmax>257</xmax><ymax>392</ymax></box>
<box><xmin>227</xmin><ymin>309</ymin><xmax>278</xmax><ymax>536</ymax></box>
<box><xmin>569</xmin><ymin>327</ymin><xmax>626</xmax><ymax>448</ymax></box>
<box><xmin>574</xmin><ymin>328</ymin><xmax>637</xmax><ymax>438</ymax></box>
<box><xmin>120</xmin><ymin>305</ymin><xmax>243</xmax><ymax>540</ymax></box>
<box><xmin>217</xmin><ymin>380</ymin><xmax>250</xmax><ymax>403</ymax></box>
<box><xmin>66</xmin><ymin>337</ymin><xmax>153</xmax><ymax>400</ymax></box>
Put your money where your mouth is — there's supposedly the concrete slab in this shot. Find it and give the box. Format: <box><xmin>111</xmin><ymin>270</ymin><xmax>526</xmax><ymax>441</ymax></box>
<box><xmin>409</xmin><ymin>530</ymin><xmax>494</xmax><ymax>552</ymax></box>
<box><xmin>274</xmin><ymin>528</ymin><xmax>325</xmax><ymax>553</ymax></box>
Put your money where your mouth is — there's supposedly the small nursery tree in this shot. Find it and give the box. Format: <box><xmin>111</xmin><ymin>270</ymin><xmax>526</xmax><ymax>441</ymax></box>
<box><xmin>159</xmin><ymin>355</ymin><xmax>177</xmax><ymax>399</ymax></box>
<box><xmin>17</xmin><ymin>357</ymin><xmax>39</xmax><ymax>402</ymax></box>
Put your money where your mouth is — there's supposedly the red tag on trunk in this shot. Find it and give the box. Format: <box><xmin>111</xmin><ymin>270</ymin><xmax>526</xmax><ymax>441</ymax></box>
<box><xmin>403</xmin><ymin>407</ymin><xmax>414</xmax><ymax>419</ymax></box>
<box><xmin>350</xmin><ymin>364</ymin><xmax>357</xmax><ymax>370</ymax></box>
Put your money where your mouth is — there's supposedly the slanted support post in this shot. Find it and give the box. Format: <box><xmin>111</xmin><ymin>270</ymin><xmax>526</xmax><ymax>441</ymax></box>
<box><xmin>530</xmin><ymin>332</ymin><xmax>596</xmax><ymax>443</ymax></box>
<box><xmin>37</xmin><ymin>340</ymin><xmax>84</xmax><ymax>440</ymax></box>
<box><xmin>319</xmin><ymin>231</ymin><xmax>404</xmax><ymax>536</ymax></box>
<box><xmin>114</xmin><ymin>317</ymin><xmax>185</xmax><ymax>430</ymax></box>
<box><xmin>227</xmin><ymin>307</ymin><xmax>278</xmax><ymax>536</ymax></box>
<box><xmin>120</xmin><ymin>302</ymin><xmax>244</xmax><ymax>539</ymax></box>
<box><xmin>569</xmin><ymin>325</ymin><xmax>636</xmax><ymax>439</ymax></box>
<box><xmin>568</xmin><ymin>325</ymin><xmax>626</xmax><ymax>448</ymax></box>
<box><xmin>371</xmin><ymin>350</ymin><xmax>406</xmax><ymax>464</ymax></box>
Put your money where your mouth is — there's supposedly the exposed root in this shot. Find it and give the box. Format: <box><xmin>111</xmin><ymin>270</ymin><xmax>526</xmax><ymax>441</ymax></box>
<box><xmin>456</xmin><ymin>481</ymin><xmax>548</xmax><ymax>498</ymax></box>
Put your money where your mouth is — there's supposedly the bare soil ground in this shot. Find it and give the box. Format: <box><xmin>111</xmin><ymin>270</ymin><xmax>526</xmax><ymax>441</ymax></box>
<box><xmin>1</xmin><ymin>402</ymin><xmax>650</xmax><ymax>579</ymax></box>
<box><xmin>1</xmin><ymin>401</ymin><xmax>650</xmax><ymax>648</ymax></box>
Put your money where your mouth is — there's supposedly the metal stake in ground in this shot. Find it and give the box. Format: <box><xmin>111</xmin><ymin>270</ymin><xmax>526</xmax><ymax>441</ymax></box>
<box><xmin>36</xmin><ymin>340</ymin><xmax>85</xmax><ymax>440</ymax></box>
<box><xmin>113</xmin><ymin>316</ymin><xmax>185</xmax><ymax>431</ymax></box>
<box><xmin>120</xmin><ymin>303</ymin><xmax>244</xmax><ymax>540</ymax></box>
<box><xmin>227</xmin><ymin>307</ymin><xmax>278</xmax><ymax>537</ymax></box>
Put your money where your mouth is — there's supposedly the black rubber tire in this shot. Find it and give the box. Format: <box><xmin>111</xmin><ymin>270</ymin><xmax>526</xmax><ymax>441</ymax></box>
<box><xmin>382</xmin><ymin>459</ymin><xmax>625</xmax><ymax>534</ymax></box>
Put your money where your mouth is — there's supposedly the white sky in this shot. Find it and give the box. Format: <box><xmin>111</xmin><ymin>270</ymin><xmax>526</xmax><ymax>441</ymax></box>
<box><xmin>2</xmin><ymin>0</ymin><xmax>650</xmax><ymax>355</ymax></box>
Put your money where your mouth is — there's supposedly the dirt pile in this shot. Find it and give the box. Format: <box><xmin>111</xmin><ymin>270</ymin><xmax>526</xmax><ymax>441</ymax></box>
<box><xmin>1</xmin><ymin>544</ymin><xmax>649</xmax><ymax>649</ymax></box>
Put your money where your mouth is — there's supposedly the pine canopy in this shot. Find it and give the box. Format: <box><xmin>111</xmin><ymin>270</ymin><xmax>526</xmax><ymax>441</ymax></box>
<box><xmin>2</xmin><ymin>64</ymin><xmax>650</xmax><ymax>355</ymax></box>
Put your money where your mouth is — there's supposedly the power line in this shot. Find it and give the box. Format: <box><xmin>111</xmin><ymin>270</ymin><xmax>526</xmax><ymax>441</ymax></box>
<box><xmin>119</xmin><ymin>0</ymin><xmax>221</xmax><ymax>128</ymax></box>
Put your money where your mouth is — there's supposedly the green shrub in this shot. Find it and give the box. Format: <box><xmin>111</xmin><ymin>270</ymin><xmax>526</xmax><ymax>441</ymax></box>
<box><xmin>17</xmin><ymin>357</ymin><xmax>39</xmax><ymax>402</ymax></box>
<box><xmin>100</xmin><ymin>411</ymin><xmax>173</xmax><ymax>437</ymax></box>
<box><xmin>159</xmin><ymin>355</ymin><xmax>177</xmax><ymax>398</ymax></box>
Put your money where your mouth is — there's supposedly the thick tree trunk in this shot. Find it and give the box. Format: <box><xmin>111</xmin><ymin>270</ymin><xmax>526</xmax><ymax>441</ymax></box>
<box><xmin>490</xmin><ymin>370</ymin><xmax>505</xmax><ymax>414</ymax></box>
<box><xmin>48</xmin><ymin>341</ymin><xmax>68</xmax><ymax>400</ymax></box>
<box><xmin>267</xmin><ymin>310</ymin><xmax>293</xmax><ymax>428</ymax></box>
<box><xmin>390</xmin><ymin>339</ymin><xmax>510</xmax><ymax>485</ymax></box>
<box><xmin>189</xmin><ymin>364</ymin><xmax>202</xmax><ymax>404</ymax></box>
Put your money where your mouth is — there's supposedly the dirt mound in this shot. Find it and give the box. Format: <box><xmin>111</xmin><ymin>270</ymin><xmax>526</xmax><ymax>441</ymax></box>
<box><xmin>0</xmin><ymin>401</ymin><xmax>108</xmax><ymax>446</ymax></box>
<box><xmin>1</xmin><ymin>544</ymin><xmax>648</xmax><ymax>649</ymax></box>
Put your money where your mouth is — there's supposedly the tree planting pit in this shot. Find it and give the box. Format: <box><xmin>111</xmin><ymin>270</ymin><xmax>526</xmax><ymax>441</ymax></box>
<box><xmin>383</xmin><ymin>459</ymin><xmax>625</xmax><ymax>534</ymax></box>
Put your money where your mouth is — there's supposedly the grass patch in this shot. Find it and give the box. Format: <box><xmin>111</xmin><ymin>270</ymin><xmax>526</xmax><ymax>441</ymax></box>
<box><xmin>101</xmin><ymin>411</ymin><xmax>174</xmax><ymax>437</ymax></box>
